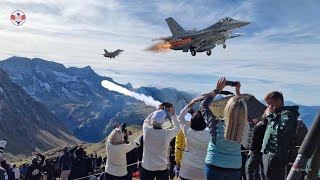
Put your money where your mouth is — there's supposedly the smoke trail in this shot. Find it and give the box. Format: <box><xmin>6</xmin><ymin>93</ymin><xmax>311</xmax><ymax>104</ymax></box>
<box><xmin>101</xmin><ymin>80</ymin><xmax>161</xmax><ymax>108</ymax></box>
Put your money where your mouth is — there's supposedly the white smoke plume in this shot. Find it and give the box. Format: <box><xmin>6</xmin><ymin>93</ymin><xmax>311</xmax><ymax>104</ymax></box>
<box><xmin>101</xmin><ymin>80</ymin><xmax>161</xmax><ymax>108</ymax></box>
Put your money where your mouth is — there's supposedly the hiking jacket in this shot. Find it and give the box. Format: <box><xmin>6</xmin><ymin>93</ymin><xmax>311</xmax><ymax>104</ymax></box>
<box><xmin>261</xmin><ymin>106</ymin><xmax>299</xmax><ymax>157</ymax></box>
<box><xmin>58</xmin><ymin>152</ymin><xmax>72</xmax><ymax>171</ymax></box>
<box><xmin>0</xmin><ymin>167</ymin><xmax>8</xmax><ymax>180</ymax></box>
<box><xmin>250</xmin><ymin>122</ymin><xmax>267</xmax><ymax>154</ymax></box>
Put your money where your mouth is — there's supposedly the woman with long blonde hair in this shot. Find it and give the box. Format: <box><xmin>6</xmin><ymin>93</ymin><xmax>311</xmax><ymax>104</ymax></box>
<box><xmin>202</xmin><ymin>77</ymin><xmax>249</xmax><ymax>180</ymax></box>
<box><xmin>224</xmin><ymin>96</ymin><xmax>249</xmax><ymax>145</ymax></box>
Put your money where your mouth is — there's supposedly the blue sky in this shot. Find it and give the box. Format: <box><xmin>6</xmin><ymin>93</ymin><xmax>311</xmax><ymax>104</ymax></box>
<box><xmin>0</xmin><ymin>0</ymin><xmax>319</xmax><ymax>105</ymax></box>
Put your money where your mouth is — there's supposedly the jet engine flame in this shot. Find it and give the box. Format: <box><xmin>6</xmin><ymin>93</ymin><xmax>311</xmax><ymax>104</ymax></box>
<box><xmin>145</xmin><ymin>38</ymin><xmax>192</xmax><ymax>53</ymax></box>
<box><xmin>145</xmin><ymin>42</ymin><xmax>172</xmax><ymax>52</ymax></box>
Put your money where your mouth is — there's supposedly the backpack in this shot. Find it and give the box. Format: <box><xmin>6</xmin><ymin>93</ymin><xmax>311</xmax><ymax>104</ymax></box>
<box><xmin>288</xmin><ymin>119</ymin><xmax>308</xmax><ymax>163</ymax></box>
<box><xmin>295</xmin><ymin>119</ymin><xmax>308</xmax><ymax>146</ymax></box>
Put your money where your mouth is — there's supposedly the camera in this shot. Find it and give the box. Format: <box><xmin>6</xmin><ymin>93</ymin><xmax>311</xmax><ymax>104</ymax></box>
<box><xmin>160</xmin><ymin>102</ymin><xmax>173</xmax><ymax>123</ymax></box>
<box><xmin>160</xmin><ymin>102</ymin><xmax>173</xmax><ymax>111</ymax></box>
<box><xmin>119</xmin><ymin>123</ymin><xmax>127</xmax><ymax>132</ymax></box>
<box><xmin>162</xmin><ymin>106</ymin><xmax>169</xmax><ymax>112</ymax></box>
<box><xmin>226</xmin><ymin>80</ymin><xmax>238</xmax><ymax>87</ymax></box>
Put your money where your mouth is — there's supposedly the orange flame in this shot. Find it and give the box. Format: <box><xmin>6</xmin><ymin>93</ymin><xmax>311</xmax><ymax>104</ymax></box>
<box><xmin>145</xmin><ymin>38</ymin><xmax>192</xmax><ymax>53</ymax></box>
<box><xmin>171</xmin><ymin>38</ymin><xmax>192</xmax><ymax>47</ymax></box>
<box><xmin>145</xmin><ymin>42</ymin><xmax>172</xmax><ymax>52</ymax></box>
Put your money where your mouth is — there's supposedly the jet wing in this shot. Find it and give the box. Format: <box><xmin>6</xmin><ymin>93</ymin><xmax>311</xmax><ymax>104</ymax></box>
<box><xmin>110</xmin><ymin>50</ymin><xmax>123</xmax><ymax>57</ymax></box>
<box><xmin>228</xmin><ymin>33</ymin><xmax>244</xmax><ymax>39</ymax></box>
<box><xmin>176</xmin><ymin>29</ymin><xmax>220</xmax><ymax>40</ymax></box>
<box><xmin>111</xmin><ymin>52</ymin><xmax>119</xmax><ymax>57</ymax></box>
<box><xmin>152</xmin><ymin>36</ymin><xmax>181</xmax><ymax>42</ymax></box>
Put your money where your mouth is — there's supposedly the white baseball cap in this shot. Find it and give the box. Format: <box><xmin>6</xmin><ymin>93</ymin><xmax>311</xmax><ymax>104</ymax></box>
<box><xmin>152</xmin><ymin>110</ymin><xmax>167</xmax><ymax>124</ymax></box>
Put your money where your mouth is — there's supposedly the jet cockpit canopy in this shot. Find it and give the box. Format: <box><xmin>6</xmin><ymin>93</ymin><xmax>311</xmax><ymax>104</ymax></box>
<box><xmin>219</xmin><ymin>17</ymin><xmax>235</xmax><ymax>23</ymax></box>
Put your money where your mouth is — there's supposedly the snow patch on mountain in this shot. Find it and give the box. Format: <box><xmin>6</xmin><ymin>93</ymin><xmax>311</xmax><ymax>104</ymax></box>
<box><xmin>39</xmin><ymin>81</ymin><xmax>52</xmax><ymax>92</ymax></box>
<box><xmin>53</xmin><ymin>71</ymin><xmax>79</xmax><ymax>83</ymax></box>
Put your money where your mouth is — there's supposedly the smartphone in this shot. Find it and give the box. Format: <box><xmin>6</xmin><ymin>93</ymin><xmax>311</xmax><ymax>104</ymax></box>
<box><xmin>226</xmin><ymin>80</ymin><xmax>238</xmax><ymax>87</ymax></box>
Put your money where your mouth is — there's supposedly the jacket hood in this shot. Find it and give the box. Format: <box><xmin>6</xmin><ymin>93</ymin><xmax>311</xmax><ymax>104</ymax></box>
<box><xmin>283</xmin><ymin>105</ymin><xmax>300</xmax><ymax>117</ymax></box>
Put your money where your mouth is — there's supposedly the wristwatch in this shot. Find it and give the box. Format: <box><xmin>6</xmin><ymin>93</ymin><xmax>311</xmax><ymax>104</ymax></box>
<box><xmin>213</xmin><ymin>89</ymin><xmax>220</xmax><ymax>94</ymax></box>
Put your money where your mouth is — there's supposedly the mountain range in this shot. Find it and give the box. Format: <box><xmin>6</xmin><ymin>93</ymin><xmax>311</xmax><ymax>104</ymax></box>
<box><xmin>0</xmin><ymin>57</ymin><xmax>193</xmax><ymax>143</ymax></box>
<box><xmin>0</xmin><ymin>56</ymin><xmax>318</xmax><ymax>147</ymax></box>
<box><xmin>0</xmin><ymin>69</ymin><xmax>79</xmax><ymax>155</ymax></box>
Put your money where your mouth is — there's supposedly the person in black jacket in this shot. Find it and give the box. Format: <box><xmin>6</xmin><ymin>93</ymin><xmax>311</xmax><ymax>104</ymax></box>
<box><xmin>69</xmin><ymin>147</ymin><xmax>89</xmax><ymax>180</ymax></box>
<box><xmin>58</xmin><ymin>147</ymin><xmax>73</xmax><ymax>180</ymax></box>
<box><xmin>42</xmin><ymin>159</ymin><xmax>54</xmax><ymax>180</ymax></box>
<box><xmin>96</xmin><ymin>156</ymin><xmax>103</xmax><ymax>169</ymax></box>
<box><xmin>137</xmin><ymin>135</ymin><xmax>144</xmax><ymax>178</ymax></box>
<box><xmin>1</xmin><ymin>159</ymin><xmax>13</xmax><ymax>180</ymax></box>
<box><xmin>169</xmin><ymin>137</ymin><xmax>176</xmax><ymax>179</ymax></box>
<box><xmin>124</xmin><ymin>131</ymin><xmax>139</xmax><ymax>180</ymax></box>
<box><xmin>84</xmin><ymin>152</ymin><xmax>93</xmax><ymax>175</ymax></box>
<box><xmin>25</xmin><ymin>153</ymin><xmax>45</xmax><ymax>180</ymax></box>
<box><xmin>246</xmin><ymin>118</ymin><xmax>267</xmax><ymax>180</ymax></box>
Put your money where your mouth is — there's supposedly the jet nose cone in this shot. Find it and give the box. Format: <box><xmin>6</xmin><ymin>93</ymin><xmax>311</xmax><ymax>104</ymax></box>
<box><xmin>238</xmin><ymin>21</ymin><xmax>251</xmax><ymax>27</ymax></box>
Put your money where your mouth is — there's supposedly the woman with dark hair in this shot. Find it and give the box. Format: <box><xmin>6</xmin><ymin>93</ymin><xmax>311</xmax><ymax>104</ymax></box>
<box><xmin>177</xmin><ymin>96</ymin><xmax>211</xmax><ymax>180</ymax></box>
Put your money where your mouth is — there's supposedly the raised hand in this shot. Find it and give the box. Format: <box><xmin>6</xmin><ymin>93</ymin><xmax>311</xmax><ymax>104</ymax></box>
<box><xmin>265</xmin><ymin>105</ymin><xmax>275</xmax><ymax>116</ymax></box>
<box><xmin>192</xmin><ymin>96</ymin><xmax>206</xmax><ymax>103</ymax></box>
<box><xmin>216</xmin><ymin>77</ymin><xmax>226</xmax><ymax>92</ymax></box>
<box><xmin>235</xmin><ymin>81</ymin><xmax>241</xmax><ymax>96</ymax></box>
<box><xmin>169</xmin><ymin>106</ymin><xmax>175</xmax><ymax>116</ymax></box>
<box><xmin>188</xmin><ymin>96</ymin><xmax>205</xmax><ymax>108</ymax></box>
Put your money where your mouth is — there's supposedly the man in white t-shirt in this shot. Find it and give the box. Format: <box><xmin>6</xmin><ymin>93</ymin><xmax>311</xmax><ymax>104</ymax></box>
<box><xmin>141</xmin><ymin>106</ymin><xmax>180</xmax><ymax>180</ymax></box>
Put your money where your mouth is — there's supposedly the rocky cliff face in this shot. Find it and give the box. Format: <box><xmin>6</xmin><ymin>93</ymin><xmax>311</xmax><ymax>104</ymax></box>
<box><xmin>0</xmin><ymin>69</ymin><xmax>79</xmax><ymax>155</ymax></box>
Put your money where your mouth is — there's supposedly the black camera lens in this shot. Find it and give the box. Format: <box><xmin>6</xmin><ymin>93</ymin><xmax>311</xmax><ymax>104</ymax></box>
<box><xmin>120</xmin><ymin>123</ymin><xmax>127</xmax><ymax>132</ymax></box>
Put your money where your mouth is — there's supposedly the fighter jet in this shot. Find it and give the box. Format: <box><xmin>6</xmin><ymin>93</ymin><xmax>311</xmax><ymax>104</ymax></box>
<box><xmin>102</xmin><ymin>49</ymin><xmax>124</xmax><ymax>59</ymax></box>
<box><xmin>154</xmin><ymin>17</ymin><xmax>250</xmax><ymax>56</ymax></box>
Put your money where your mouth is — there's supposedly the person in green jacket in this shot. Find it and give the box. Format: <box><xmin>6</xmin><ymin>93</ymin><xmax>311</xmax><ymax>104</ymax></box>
<box><xmin>261</xmin><ymin>91</ymin><xmax>299</xmax><ymax>180</ymax></box>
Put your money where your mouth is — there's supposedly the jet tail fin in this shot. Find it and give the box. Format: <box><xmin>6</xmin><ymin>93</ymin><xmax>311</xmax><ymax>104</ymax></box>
<box><xmin>165</xmin><ymin>17</ymin><xmax>185</xmax><ymax>36</ymax></box>
<box><xmin>104</xmin><ymin>49</ymin><xmax>108</xmax><ymax>54</ymax></box>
